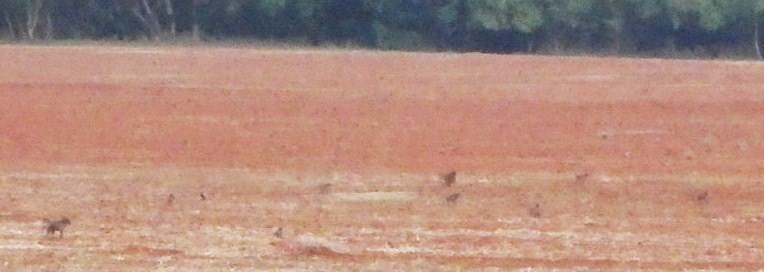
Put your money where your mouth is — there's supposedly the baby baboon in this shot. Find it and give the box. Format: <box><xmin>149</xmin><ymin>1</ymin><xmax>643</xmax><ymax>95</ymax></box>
<box><xmin>529</xmin><ymin>203</ymin><xmax>541</xmax><ymax>218</ymax></box>
<box><xmin>318</xmin><ymin>183</ymin><xmax>332</xmax><ymax>194</ymax></box>
<box><xmin>200</xmin><ymin>193</ymin><xmax>207</xmax><ymax>201</ymax></box>
<box><xmin>696</xmin><ymin>191</ymin><xmax>709</xmax><ymax>202</ymax></box>
<box><xmin>43</xmin><ymin>218</ymin><xmax>71</xmax><ymax>238</ymax></box>
<box><xmin>575</xmin><ymin>173</ymin><xmax>589</xmax><ymax>183</ymax></box>
<box><xmin>442</xmin><ymin>171</ymin><xmax>457</xmax><ymax>187</ymax></box>
<box><xmin>274</xmin><ymin>227</ymin><xmax>284</xmax><ymax>239</ymax></box>
<box><xmin>446</xmin><ymin>192</ymin><xmax>461</xmax><ymax>204</ymax></box>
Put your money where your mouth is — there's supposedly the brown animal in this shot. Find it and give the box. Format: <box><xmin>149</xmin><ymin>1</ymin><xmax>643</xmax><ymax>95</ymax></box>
<box><xmin>200</xmin><ymin>193</ymin><xmax>207</xmax><ymax>201</ymax></box>
<box><xmin>575</xmin><ymin>173</ymin><xmax>589</xmax><ymax>183</ymax></box>
<box><xmin>167</xmin><ymin>193</ymin><xmax>176</xmax><ymax>205</ymax></box>
<box><xmin>696</xmin><ymin>191</ymin><xmax>709</xmax><ymax>202</ymax></box>
<box><xmin>446</xmin><ymin>193</ymin><xmax>461</xmax><ymax>204</ymax></box>
<box><xmin>43</xmin><ymin>218</ymin><xmax>71</xmax><ymax>238</ymax></box>
<box><xmin>529</xmin><ymin>203</ymin><xmax>541</xmax><ymax>218</ymax></box>
<box><xmin>318</xmin><ymin>183</ymin><xmax>332</xmax><ymax>194</ymax></box>
<box><xmin>274</xmin><ymin>227</ymin><xmax>284</xmax><ymax>239</ymax></box>
<box><xmin>442</xmin><ymin>171</ymin><xmax>456</xmax><ymax>187</ymax></box>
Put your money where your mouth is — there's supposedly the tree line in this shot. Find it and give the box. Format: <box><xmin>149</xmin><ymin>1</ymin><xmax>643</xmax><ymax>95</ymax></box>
<box><xmin>2</xmin><ymin>0</ymin><xmax>763</xmax><ymax>58</ymax></box>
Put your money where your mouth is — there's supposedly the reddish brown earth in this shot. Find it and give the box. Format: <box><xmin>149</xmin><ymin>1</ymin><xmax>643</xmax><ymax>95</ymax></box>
<box><xmin>0</xmin><ymin>45</ymin><xmax>763</xmax><ymax>271</ymax></box>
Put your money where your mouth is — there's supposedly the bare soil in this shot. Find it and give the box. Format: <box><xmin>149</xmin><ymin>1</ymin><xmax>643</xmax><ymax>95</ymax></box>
<box><xmin>0</xmin><ymin>45</ymin><xmax>763</xmax><ymax>271</ymax></box>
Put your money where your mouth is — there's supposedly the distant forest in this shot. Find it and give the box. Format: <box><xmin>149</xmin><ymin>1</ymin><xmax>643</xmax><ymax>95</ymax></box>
<box><xmin>2</xmin><ymin>0</ymin><xmax>764</xmax><ymax>58</ymax></box>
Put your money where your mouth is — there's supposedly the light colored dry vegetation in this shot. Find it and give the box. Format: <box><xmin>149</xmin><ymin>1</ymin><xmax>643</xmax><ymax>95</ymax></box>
<box><xmin>0</xmin><ymin>165</ymin><xmax>762</xmax><ymax>271</ymax></box>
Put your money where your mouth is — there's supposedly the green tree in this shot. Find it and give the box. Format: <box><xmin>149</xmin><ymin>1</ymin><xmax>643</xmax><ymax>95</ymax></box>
<box><xmin>539</xmin><ymin>0</ymin><xmax>608</xmax><ymax>52</ymax></box>
<box><xmin>466</xmin><ymin>0</ymin><xmax>543</xmax><ymax>33</ymax></box>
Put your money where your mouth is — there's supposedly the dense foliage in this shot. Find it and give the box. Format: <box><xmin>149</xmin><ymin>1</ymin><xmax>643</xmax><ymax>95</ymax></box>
<box><xmin>2</xmin><ymin>0</ymin><xmax>763</xmax><ymax>58</ymax></box>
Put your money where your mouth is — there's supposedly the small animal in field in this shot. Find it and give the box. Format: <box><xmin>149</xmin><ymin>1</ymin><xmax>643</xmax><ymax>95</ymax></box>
<box><xmin>575</xmin><ymin>173</ymin><xmax>589</xmax><ymax>183</ymax></box>
<box><xmin>167</xmin><ymin>193</ymin><xmax>176</xmax><ymax>205</ymax></box>
<box><xmin>696</xmin><ymin>191</ymin><xmax>709</xmax><ymax>202</ymax></box>
<box><xmin>446</xmin><ymin>192</ymin><xmax>461</xmax><ymax>204</ymax></box>
<box><xmin>200</xmin><ymin>193</ymin><xmax>207</xmax><ymax>201</ymax></box>
<box><xmin>274</xmin><ymin>227</ymin><xmax>284</xmax><ymax>239</ymax></box>
<box><xmin>529</xmin><ymin>203</ymin><xmax>541</xmax><ymax>218</ymax></box>
<box><xmin>43</xmin><ymin>218</ymin><xmax>71</xmax><ymax>238</ymax></box>
<box><xmin>441</xmin><ymin>171</ymin><xmax>457</xmax><ymax>187</ymax></box>
<box><xmin>318</xmin><ymin>183</ymin><xmax>332</xmax><ymax>194</ymax></box>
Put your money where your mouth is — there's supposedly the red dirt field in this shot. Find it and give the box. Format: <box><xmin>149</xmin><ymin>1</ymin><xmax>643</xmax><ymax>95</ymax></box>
<box><xmin>0</xmin><ymin>45</ymin><xmax>763</xmax><ymax>271</ymax></box>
